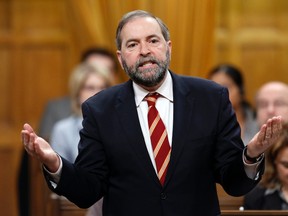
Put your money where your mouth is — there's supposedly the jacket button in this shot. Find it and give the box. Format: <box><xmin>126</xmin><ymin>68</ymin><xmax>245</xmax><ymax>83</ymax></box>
<box><xmin>161</xmin><ymin>192</ymin><xmax>167</xmax><ymax>200</ymax></box>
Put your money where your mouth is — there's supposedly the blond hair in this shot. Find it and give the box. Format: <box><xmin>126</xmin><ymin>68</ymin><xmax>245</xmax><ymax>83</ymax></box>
<box><xmin>69</xmin><ymin>63</ymin><xmax>112</xmax><ymax>115</ymax></box>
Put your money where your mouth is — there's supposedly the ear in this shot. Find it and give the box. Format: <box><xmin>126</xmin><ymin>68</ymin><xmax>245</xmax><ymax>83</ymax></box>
<box><xmin>116</xmin><ymin>50</ymin><xmax>124</xmax><ymax>69</ymax></box>
<box><xmin>167</xmin><ymin>40</ymin><xmax>172</xmax><ymax>60</ymax></box>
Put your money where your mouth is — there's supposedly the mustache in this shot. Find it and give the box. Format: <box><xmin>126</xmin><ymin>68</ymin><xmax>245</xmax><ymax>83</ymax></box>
<box><xmin>136</xmin><ymin>57</ymin><xmax>159</xmax><ymax>68</ymax></box>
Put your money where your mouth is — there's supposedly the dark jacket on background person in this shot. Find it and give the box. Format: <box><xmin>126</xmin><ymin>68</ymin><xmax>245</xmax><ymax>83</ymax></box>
<box><xmin>244</xmin><ymin>185</ymin><xmax>288</xmax><ymax>210</ymax></box>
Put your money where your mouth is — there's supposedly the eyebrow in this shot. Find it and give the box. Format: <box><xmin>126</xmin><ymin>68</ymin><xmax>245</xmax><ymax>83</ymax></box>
<box><xmin>125</xmin><ymin>34</ymin><xmax>161</xmax><ymax>45</ymax></box>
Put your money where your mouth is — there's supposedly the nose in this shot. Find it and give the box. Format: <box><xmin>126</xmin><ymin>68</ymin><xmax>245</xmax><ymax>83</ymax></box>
<box><xmin>266</xmin><ymin>103</ymin><xmax>276</xmax><ymax>116</ymax></box>
<box><xmin>139</xmin><ymin>42</ymin><xmax>150</xmax><ymax>56</ymax></box>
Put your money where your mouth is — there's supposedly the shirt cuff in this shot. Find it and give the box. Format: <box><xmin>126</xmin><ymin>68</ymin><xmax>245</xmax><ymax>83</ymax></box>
<box><xmin>242</xmin><ymin>149</ymin><xmax>264</xmax><ymax>180</ymax></box>
<box><xmin>43</xmin><ymin>154</ymin><xmax>63</xmax><ymax>188</ymax></box>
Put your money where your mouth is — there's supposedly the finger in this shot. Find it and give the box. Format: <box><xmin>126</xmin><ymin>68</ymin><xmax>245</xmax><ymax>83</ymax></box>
<box><xmin>264</xmin><ymin>119</ymin><xmax>272</xmax><ymax>140</ymax></box>
<box><xmin>25</xmin><ymin>132</ymin><xmax>35</xmax><ymax>153</ymax></box>
<box><xmin>21</xmin><ymin>130</ymin><xmax>28</xmax><ymax>145</ymax></box>
<box><xmin>272</xmin><ymin>116</ymin><xmax>283</xmax><ymax>140</ymax></box>
<box><xmin>277</xmin><ymin>116</ymin><xmax>283</xmax><ymax>131</ymax></box>
<box><xmin>23</xmin><ymin>123</ymin><xmax>37</xmax><ymax>137</ymax></box>
<box><xmin>271</xmin><ymin>117</ymin><xmax>278</xmax><ymax>136</ymax></box>
<box><xmin>258</xmin><ymin>124</ymin><xmax>267</xmax><ymax>143</ymax></box>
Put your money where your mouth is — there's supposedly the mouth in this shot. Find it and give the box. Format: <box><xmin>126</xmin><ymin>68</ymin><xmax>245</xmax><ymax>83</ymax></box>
<box><xmin>138</xmin><ymin>60</ymin><xmax>157</xmax><ymax>70</ymax></box>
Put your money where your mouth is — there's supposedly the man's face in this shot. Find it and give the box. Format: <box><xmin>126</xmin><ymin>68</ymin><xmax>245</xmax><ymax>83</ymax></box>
<box><xmin>85</xmin><ymin>54</ymin><xmax>116</xmax><ymax>83</ymax></box>
<box><xmin>116</xmin><ymin>17</ymin><xmax>172</xmax><ymax>90</ymax></box>
<box><xmin>256</xmin><ymin>83</ymin><xmax>288</xmax><ymax>126</ymax></box>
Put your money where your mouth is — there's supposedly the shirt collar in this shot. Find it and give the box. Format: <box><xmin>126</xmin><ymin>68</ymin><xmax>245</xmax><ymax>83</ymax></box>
<box><xmin>265</xmin><ymin>184</ymin><xmax>281</xmax><ymax>196</ymax></box>
<box><xmin>133</xmin><ymin>71</ymin><xmax>174</xmax><ymax>107</ymax></box>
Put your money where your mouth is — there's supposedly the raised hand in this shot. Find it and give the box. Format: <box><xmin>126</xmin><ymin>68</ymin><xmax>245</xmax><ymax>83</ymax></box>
<box><xmin>21</xmin><ymin>123</ymin><xmax>60</xmax><ymax>172</ymax></box>
<box><xmin>247</xmin><ymin>116</ymin><xmax>282</xmax><ymax>158</ymax></box>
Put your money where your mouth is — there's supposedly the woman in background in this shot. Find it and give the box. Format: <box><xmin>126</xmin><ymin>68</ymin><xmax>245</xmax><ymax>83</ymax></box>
<box><xmin>244</xmin><ymin>123</ymin><xmax>288</xmax><ymax>210</ymax></box>
<box><xmin>51</xmin><ymin>63</ymin><xmax>112</xmax><ymax>161</ymax></box>
<box><xmin>208</xmin><ymin>64</ymin><xmax>258</xmax><ymax>145</ymax></box>
<box><xmin>50</xmin><ymin>62</ymin><xmax>112</xmax><ymax>216</ymax></box>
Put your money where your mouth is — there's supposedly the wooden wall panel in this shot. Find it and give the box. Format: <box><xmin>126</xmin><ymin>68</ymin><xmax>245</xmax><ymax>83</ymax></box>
<box><xmin>0</xmin><ymin>47</ymin><xmax>12</xmax><ymax>124</ymax></box>
<box><xmin>0</xmin><ymin>147</ymin><xmax>18</xmax><ymax>216</ymax></box>
<box><xmin>214</xmin><ymin>0</ymin><xmax>288</xmax><ymax>106</ymax></box>
<box><xmin>0</xmin><ymin>1</ymin><xmax>76</xmax><ymax>216</ymax></box>
<box><xmin>0</xmin><ymin>1</ymin><xmax>9</xmax><ymax>31</ymax></box>
<box><xmin>11</xmin><ymin>0</ymin><xmax>68</xmax><ymax>32</ymax></box>
<box><xmin>214</xmin><ymin>0</ymin><xmax>288</xmax><ymax>207</ymax></box>
<box><xmin>0</xmin><ymin>130</ymin><xmax>22</xmax><ymax>216</ymax></box>
<box><xmin>241</xmin><ymin>44</ymin><xmax>284</xmax><ymax>102</ymax></box>
<box><xmin>12</xmin><ymin>46</ymin><xmax>71</xmax><ymax>127</ymax></box>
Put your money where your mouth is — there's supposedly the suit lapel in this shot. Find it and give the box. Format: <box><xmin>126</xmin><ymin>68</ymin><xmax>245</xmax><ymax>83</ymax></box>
<box><xmin>164</xmin><ymin>73</ymin><xmax>195</xmax><ymax>187</ymax></box>
<box><xmin>114</xmin><ymin>74</ymin><xmax>196</xmax><ymax>188</ymax></box>
<box><xmin>115</xmin><ymin>81</ymin><xmax>161</xmax><ymax>186</ymax></box>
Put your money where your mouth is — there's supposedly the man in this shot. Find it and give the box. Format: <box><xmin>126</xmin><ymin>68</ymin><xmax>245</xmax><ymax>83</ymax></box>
<box><xmin>256</xmin><ymin>81</ymin><xmax>288</xmax><ymax>126</ymax></box>
<box><xmin>22</xmin><ymin>10</ymin><xmax>282</xmax><ymax>216</ymax></box>
<box><xmin>242</xmin><ymin>82</ymin><xmax>288</xmax><ymax>209</ymax></box>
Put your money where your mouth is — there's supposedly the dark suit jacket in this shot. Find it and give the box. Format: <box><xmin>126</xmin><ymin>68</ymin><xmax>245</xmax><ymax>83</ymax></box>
<box><xmin>243</xmin><ymin>186</ymin><xmax>283</xmax><ymax>210</ymax></box>
<box><xmin>45</xmin><ymin>72</ymin><xmax>263</xmax><ymax>216</ymax></box>
<box><xmin>38</xmin><ymin>96</ymin><xmax>72</xmax><ymax>139</ymax></box>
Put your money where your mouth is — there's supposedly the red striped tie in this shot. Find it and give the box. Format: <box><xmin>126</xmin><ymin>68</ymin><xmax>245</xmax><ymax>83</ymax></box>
<box><xmin>145</xmin><ymin>93</ymin><xmax>171</xmax><ymax>186</ymax></box>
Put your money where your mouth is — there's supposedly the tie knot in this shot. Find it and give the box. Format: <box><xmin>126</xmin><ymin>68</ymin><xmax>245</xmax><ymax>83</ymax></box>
<box><xmin>145</xmin><ymin>92</ymin><xmax>160</xmax><ymax>107</ymax></box>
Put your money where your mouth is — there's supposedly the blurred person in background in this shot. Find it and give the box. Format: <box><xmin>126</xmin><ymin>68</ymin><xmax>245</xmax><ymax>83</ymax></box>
<box><xmin>39</xmin><ymin>47</ymin><xmax>118</xmax><ymax>140</ymax></box>
<box><xmin>50</xmin><ymin>62</ymin><xmax>112</xmax><ymax>215</ymax></box>
<box><xmin>208</xmin><ymin>64</ymin><xmax>258</xmax><ymax>145</ymax></box>
<box><xmin>243</xmin><ymin>81</ymin><xmax>288</xmax><ymax>210</ymax></box>
<box><xmin>50</xmin><ymin>62</ymin><xmax>112</xmax><ymax>162</ymax></box>
<box><xmin>18</xmin><ymin>47</ymin><xmax>118</xmax><ymax>216</ymax></box>
<box><xmin>255</xmin><ymin>81</ymin><xmax>288</xmax><ymax>127</ymax></box>
<box><xmin>244</xmin><ymin>123</ymin><xmax>288</xmax><ymax>209</ymax></box>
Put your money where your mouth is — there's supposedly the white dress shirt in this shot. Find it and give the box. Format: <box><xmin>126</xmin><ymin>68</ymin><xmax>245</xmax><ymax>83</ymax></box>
<box><xmin>133</xmin><ymin>72</ymin><xmax>173</xmax><ymax>172</ymax></box>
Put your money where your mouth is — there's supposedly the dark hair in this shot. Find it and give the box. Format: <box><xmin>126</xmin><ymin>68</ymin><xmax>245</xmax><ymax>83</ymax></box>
<box><xmin>208</xmin><ymin>64</ymin><xmax>245</xmax><ymax>96</ymax></box>
<box><xmin>115</xmin><ymin>10</ymin><xmax>170</xmax><ymax>50</ymax></box>
<box><xmin>80</xmin><ymin>47</ymin><xmax>118</xmax><ymax>71</ymax></box>
<box><xmin>208</xmin><ymin>64</ymin><xmax>255</xmax><ymax>116</ymax></box>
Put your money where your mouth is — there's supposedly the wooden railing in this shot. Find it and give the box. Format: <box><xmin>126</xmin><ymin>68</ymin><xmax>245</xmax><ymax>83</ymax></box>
<box><xmin>49</xmin><ymin>184</ymin><xmax>288</xmax><ymax>216</ymax></box>
<box><xmin>50</xmin><ymin>195</ymin><xmax>288</xmax><ymax>216</ymax></box>
<box><xmin>222</xmin><ymin>210</ymin><xmax>288</xmax><ymax>215</ymax></box>
<box><xmin>50</xmin><ymin>193</ymin><xmax>87</xmax><ymax>216</ymax></box>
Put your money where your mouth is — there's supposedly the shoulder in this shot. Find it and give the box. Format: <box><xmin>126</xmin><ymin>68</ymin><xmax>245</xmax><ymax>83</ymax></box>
<box><xmin>46</xmin><ymin>96</ymin><xmax>71</xmax><ymax>108</ymax></box>
<box><xmin>171</xmin><ymin>72</ymin><xmax>226</xmax><ymax>94</ymax></box>
<box><xmin>83</xmin><ymin>81</ymin><xmax>133</xmax><ymax>110</ymax></box>
<box><xmin>170</xmin><ymin>72</ymin><xmax>229</xmax><ymax>106</ymax></box>
<box><xmin>52</xmin><ymin>116</ymin><xmax>78</xmax><ymax>131</ymax></box>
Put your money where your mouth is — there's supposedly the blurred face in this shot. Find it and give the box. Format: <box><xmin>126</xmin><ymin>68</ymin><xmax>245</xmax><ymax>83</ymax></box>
<box><xmin>116</xmin><ymin>16</ymin><xmax>172</xmax><ymax>91</ymax></box>
<box><xmin>79</xmin><ymin>73</ymin><xmax>107</xmax><ymax>105</ymax></box>
<box><xmin>256</xmin><ymin>83</ymin><xmax>288</xmax><ymax>126</ymax></box>
<box><xmin>210</xmin><ymin>72</ymin><xmax>242</xmax><ymax>110</ymax></box>
<box><xmin>275</xmin><ymin>147</ymin><xmax>288</xmax><ymax>188</ymax></box>
<box><xmin>85</xmin><ymin>54</ymin><xmax>116</xmax><ymax>82</ymax></box>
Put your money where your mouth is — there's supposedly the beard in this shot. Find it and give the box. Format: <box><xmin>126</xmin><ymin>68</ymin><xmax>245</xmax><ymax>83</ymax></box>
<box><xmin>121</xmin><ymin>49</ymin><xmax>170</xmax><ymax>87</ymax></box>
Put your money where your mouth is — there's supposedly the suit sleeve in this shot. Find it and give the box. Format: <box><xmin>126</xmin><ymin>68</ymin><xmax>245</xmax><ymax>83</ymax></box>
<box><xmin>44</xmin><ymin>102</ymin><xmax>108</xmax><ymax>208</ymax></box>
<box><xmin>214</xmin><ymin>88</ymin><xmax>264</xmax><ymax>196</ymax></box>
